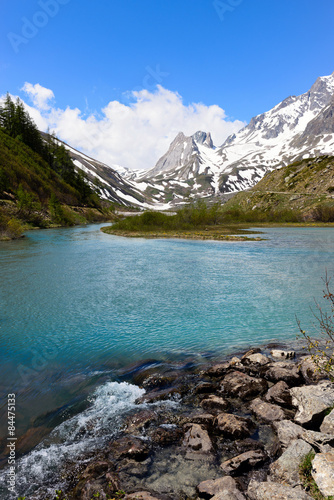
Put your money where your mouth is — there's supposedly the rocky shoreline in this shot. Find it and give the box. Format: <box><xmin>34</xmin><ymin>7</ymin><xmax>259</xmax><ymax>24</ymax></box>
<box><xmin>31</xmin><ymin>346</ymin><xmax>334</xmax><ymax>500</ymax></box>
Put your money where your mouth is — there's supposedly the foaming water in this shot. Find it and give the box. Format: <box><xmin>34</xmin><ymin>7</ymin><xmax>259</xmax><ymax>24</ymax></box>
<box><xmin>0</xmin><ymin>381</ymin><xmax>145</xmax><ymax>498</ymax></box>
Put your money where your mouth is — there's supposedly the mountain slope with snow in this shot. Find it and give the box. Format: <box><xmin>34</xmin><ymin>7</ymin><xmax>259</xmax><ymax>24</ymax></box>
<box><xmin>128</xmin><ymin>71</ymin><xmax>334</xmax><ymax>205</ymax></box>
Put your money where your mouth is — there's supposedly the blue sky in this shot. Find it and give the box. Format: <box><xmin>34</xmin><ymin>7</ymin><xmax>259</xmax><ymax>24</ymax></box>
<box><xmin>1</xmin><ymin>0</ymin><xmax>334</xmax><ymax>170</ymax></box>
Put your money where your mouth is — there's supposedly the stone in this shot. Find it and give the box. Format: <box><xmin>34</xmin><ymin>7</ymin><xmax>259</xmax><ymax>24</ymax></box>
<box><xmin>135</xmin><ymin>386</ymin><xmax>183</xmax><ymax>404</ymax></box>
<box><xmin>211</xmin><ymin>490</ymin><xmax>246</xmax><ymax>500</ymax></box>
<box><xmin>205</xmin><ymin>362</ymin><xmax>230</xmax><ymax>377</ymax></box>
<box><xmin>125</xmin><ymin>410</ymin><xmax>158</xmax><ymax>434</ymax></box>
<box><xmin>250</xmin><ymin>398</ymin><xmax>286</xmax><ymax>423</ymax></box>
<box><xmin>290</xmin><ymin>381</ymin><xmax>334</xmax><ymax>426</ymax></box>
<box><xmin>312</xmin><ymin>451</ymin><xmax>334</xmax><ymax>497</ymax></box>
<box><xmin>189</xmin><ymin>413</ymin><xmax>215</xmax><ymax>428</ymax></box>
<box><xmin>299</xmin><ymin>356</ymin><xmax>328</xmax><ymax>384</ymax></box>
<box><xmin>197</xmin><ymin>476</ymin><xmax>244</xmax><ymax>498</ymax></box>
<box><xmin>220</xmin><ymin>449</ymin><xmax>267</xmax><ymax>475</ymax></box>
<box><xmin>221</xmin><ymin>371</ymin><xmax>268</xmax><ymax>400</ymax></box>
<box><xmin>273</xmin><ymin>420</ymin><xmax>334</xmax><ymax>451</ymax></box>
<box><xmin>109</xmin><ymin>436</ymin><xmax>150</xmax><ymax>461</ymax></box>
<box><xmin>269</xmin><ymin>439</ymin><xmax>313</xmax><ymax>487</ymax></box>
<box><xmin>247</xmin><ymin>479</ymin><xmax>313</xmax><ymax>499</ymax></box>
<box><xmin>124</xmin><ymin>492</ymin><xmax>162</xmax><ymax>500</ymax></box>
<box><xmin>141</xmin><ymin>373</ymin><xmax>179</xmax><ymax>390</ymax></box>
<box><xmin>194</xmin><ymin>381</ymin><xmax>217</xmax><ymax>394</ymax></box>
<box><xmin>215</xmin><ymin>413</ymin><xmax>254</xmax><ymax>439</ymax></box>
<box><xmin>183</xmin><ymin>423</ymin><xmax>213</xmax><ymax>455</ymax></box>
<box><xmin>264</xmin><ymin>381</ymin><xmax>292</xmax><ymax>407</ymax></box>
<box><xmin>150</xmin><ymin>425</ymin><xmax>183</xmax><ymax>446</ymax></box>
<box><xmin>200</xmin><ymin>395</ymin><xmax>229</xmax><ymax>413</ymax></box>
<box><xmin>241</xmin><ymin>353</ymin><xmax>271</xmax><ymax>367</ymax></box>
<box><xmin>271</xmin><ymin>349</ymin><xmax>296</xmax><ymax>359</ymax></box>
<box><xmin>320</xmin><ymin>408</ymin><xmax>334</xmax><ymax>434</ymax></box>
<box><xmin>264</xmin><ymin>362</ymin><xmax>302</xmax><ymax>386</ymax></box>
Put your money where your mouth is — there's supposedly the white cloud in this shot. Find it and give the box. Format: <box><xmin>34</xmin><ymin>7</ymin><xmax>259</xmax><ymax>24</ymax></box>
<box><xmin>21</xmin><ymin>82</ymin><xmax>55</xmax><ymax>111</ymax></box>
<box><xmin>18</xmin><ymin>83</ymin><xmax>245</xmax><ymax>171</ymax></box>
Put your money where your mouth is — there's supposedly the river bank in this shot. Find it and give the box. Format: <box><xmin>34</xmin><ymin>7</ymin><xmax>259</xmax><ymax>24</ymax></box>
<box><xmin>4</xmin><ymin>341</ymin><xmax>334</xmax><ymax>500</ymax></box>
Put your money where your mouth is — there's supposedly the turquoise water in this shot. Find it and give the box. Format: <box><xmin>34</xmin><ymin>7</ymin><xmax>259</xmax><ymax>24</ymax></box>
<box><xmin>0</xmin><ymin>224</ymin><xmax>333</xmax><ymax>497</ymax></box>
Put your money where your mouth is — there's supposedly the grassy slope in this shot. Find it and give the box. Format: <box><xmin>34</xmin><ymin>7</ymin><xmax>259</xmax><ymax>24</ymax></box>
<box><xmin>0</xmin><ymin>129</ymin><xmax>115</xmax><ymax>239</ymax></box>
<box><xmin>223</xmin><ymin>155</ymin><xmax>334</xmax><ymax>220</ymax></box>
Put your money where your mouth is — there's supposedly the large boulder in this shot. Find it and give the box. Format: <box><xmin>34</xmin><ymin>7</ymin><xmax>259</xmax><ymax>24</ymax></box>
<box><xmin>197</xmin><ymin>475</ymin><xmax>245</xmax><ymax>499</ymax></box>
<box><xmin>270</xmin><ymin>350</ymin><xmax>295</xmax><ymax>360</ymax></box>
<box><xmin>269</xmin><ymin>439</ymin><xmax>313</xmax><ymax>487</ymax></box>
<box><xmin>273</xmin><ymin>420</ymin><xmax>334</xmax><ymax>451</ymax></box>
<box><xmin>250</xmin><ymin>398</ymin><xmax>285</xmax><ymax>423</ymax></box>
<box><xmin>290</xmin><ymin>381</ymin><xmax>334</xmax><ymax>426</ymax></box>
<box><xmin>247</xmin><ymin>480</ymin><xmax>313</xmax><ymax>499</ymax></box>
<box><xmin>264</xmin><ymin>381</ymin><xmax>292</xmax><ymax>407</ymax></box>
<box><xmin>221</xmin><ymin>371</ymin><xmax>268</xmax><ymax>400</ymax></box>
<box><xmin>215</xmin><ymin>413</ymin><xmax>254</xmax><ymax>439</ymax></box>
<box><xmin>220</xmin><ymin>449</ymin><xmax>267</xmax><ymax>475</ymax></box>
<box><xmin>299</xmin><ymin>356</ymin><xmax>328</xmax><ymax>384</ymax></box>
<box><xmin>205</xmin><ymin>362</ymin><xmax>230</xmax><ymax>378</ymax></box>
<box><xmin>312</xmin><ymin>451</ymin><xmax>334</xmax><ymax>497</ymax></box>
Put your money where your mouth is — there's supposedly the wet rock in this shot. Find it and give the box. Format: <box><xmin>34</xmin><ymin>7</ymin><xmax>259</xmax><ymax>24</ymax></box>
<box><xmin>269</xmin><ymin>439</ymin><xmax>313</xmax><ymax>487</ymax></box>
<box><xmin>264</xmin><ymin>381</ymin><xmax>292</xmax><ymax>407</ymax></box>
<box><xmin>264</xmin><ymin>362</ymin><xmax>302</xmax><ymax>386</ymax></box>
<box><xmin>197</xmin><ymin>475</ymin><xmax>246</xmax><ymax>499</ymax></box>
<box><xmin>270</xmin><ymin>349</ymin><xmax>295</xmax><ymax>359</ymax></box>
<box><xmin>290</xmin><ymin>381</ymin><xmax>334</xmax><ymax>426</ymax></box>
<box><xmin>229</xmin><ymin>357</ymin><xmax>244</xmax><ymax>369</ymax></box>
<box><xmin>189</xmin><ymin>412</ymin><xmax>215</xmax><ymax>429</ymax></box>
<box><xmin>141</xmin><ymin>372</ymin><xmax>180</xmax><ymax>390</ymax></box>
<box><xmin>299</xmin><ymin>356</ymin><xmax>328</xmax><ymax>384</ymax></box>
<box><xmin>247</xmin><ymin>479</ymin><xmax>313</xmax><ymax>499</ymax></box>
<box><xmin>135</xmin><ymin>386</ymin><xmax>183</xmax><ymax>404</ymax></box>
<box><xmin>250</xmin><ymin>398</ymin><xmax>285</xmax><ymax>423</ymax></box>
<box><xmin>109</xmin><ymin>436</ymin><xmax>150</xmax><ymax>461</ymax></box>
<box><xmin>221</xmin><ymin>371</ymin><xmax>268</xmax><ymax>400</ymax></box>
<box><xmin>125</xmin><ymin>410</ymin><xmax>158</xmax><ymax>434</ymax></box>
<box><xmin>320</xmin><ymin>408</ymin><xmax>334</xmax><ymax>433</ymax></box>
<box><xmin>215</xmin><ymin>413</ymin><xmax>254</xmax><ymax>439</ymax></box>
<box><xmin>183</xmin><ymin>423</ymin><xmax>213</xmax><ymax>456</ymax></box>
<box><xmin>16</xmin><ymin>426</ymin><xmax>50</xmax><ymax>456</ymax></box>
<box><xmin>200</xmin><ymin>395</ymin><xmax>229</xmax><ymax>413</ymax></box>
<box><xmin>205</xmin><ymin>362</ymin><xmax>230</xmax><ymax>378</ymax></box>
<box><xmin>150</xmin><ymin>425</ymin><xmax>183</xmax><ymax>446</ymax></box>
<box><xmin>194</xmin><ymin>381</ymin><xmax>218</xmax><ymax>394</ymax></box>
<box><xmin>241</xmin><ymin>348</ymin><xmax>262</xmax><ymax>358</ymax></box>
<box><xmin>220</xmin><ymin>449</ymin><xmax>267</xmax><ymax>475</ymax></box>
<box><xmin>72</xmin><ymin>462</ymin><xmax>120</xmax><ymax>500</ymax></box>
<box><xmin>312</xmin><ymin>451</ymin><xmax>334</xmax><ymax>497</ymax></box>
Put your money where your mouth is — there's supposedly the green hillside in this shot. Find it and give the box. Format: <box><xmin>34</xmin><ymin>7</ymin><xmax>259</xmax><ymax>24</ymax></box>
<box><xmin>221</xmin><ymin>155</ymin><xmax>334</xmax><ymax>222</ymax></box>
<box><xmin>0</xmin><ymin>95</ymin><xmax>115</xmax><ymax>240</ymax></box>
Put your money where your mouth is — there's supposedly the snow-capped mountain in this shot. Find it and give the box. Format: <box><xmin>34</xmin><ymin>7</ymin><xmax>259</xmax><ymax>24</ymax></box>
<box><xmin>129</xmin><ymin>71</ymin><xmax>334</xmax><ymax>204</ymax></box>
<box><xmin>44</xmin><ymin>135</ymin><xmax>150</xmax><ymax>207</ymax></box>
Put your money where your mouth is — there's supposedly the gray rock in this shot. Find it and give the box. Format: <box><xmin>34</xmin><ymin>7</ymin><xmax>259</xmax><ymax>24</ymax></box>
<box><xmin>265</xmin><ymin>362</ymin><xmax>302</xmax><ymax>386</ymax></box>
<box><xmin>264</xmin><ymin>381</ymin><xmax>292</xmax><ymax>407</ymax></box>
<box><xmin>273</xmin><ymin>420</ymin><xmax>334</xmax><ymax>451</ymax></box>
<box><xmin>221</xmin><ymin>371</ymin><xmax>268</xmax><ymax>400</ymax></box>
<box><xmin>200</xmin><ymin>395</ymin><xmax>229</xmax><ymax>413</ymax></box>
<box><xmin>299</xmin><ymin>356</ymin><xmax>328</xmax><ymax>384</ymax></box>
<box><xmin>247</xmin><ymin>479</ymin><xmax>313</xmax><ymax>499</ymax></box>
<box><xmin>250</xmin><ymin>398</ymin><xmax>286</xmax><ymax>423</ymax></box>
<box><xmin>269</xmin><ymin>439</ymin><xmax>313</xmax><ymax>486</ymax></box>
<box><xmin>271</xmin><ymin>350</ymin><xmax>295</xmax><ymax>359</ymax></box>
<box><xmin>197</xmin><ymin>475</ymin><xmax>245</xmax><ymax>499</ymax></box>
<box><xmin>290</xmin><ymin>381</ymin><xmax>334</xmax><ymax>426</ymax></box>
<box><xmin>183</xmin><ymin>423</ymin><xmax>213</xmax><ymax>456</ymax></box>
<box><xmin>215</xmin><ymin>413</ymin><xmax>254</xmax><ymax>439</ymax></box>
<box><xmin>320</xmin><ymin>408</ymin><xmax>334</xmax><ymax>434</ymax></box>
<box><xmin>242</xmin><ymin>353</ymin><xmax>271</xmax><ymax>366</ymax></box>
<box><xmin>220</xmin><ymin>449</ymin><xmax>267</xmax><ymax>475</ymax></box>
<box><xmin>312</xmin><ymin>451</ymin><xmax>334</xmax><ymax>497</ymax></box>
